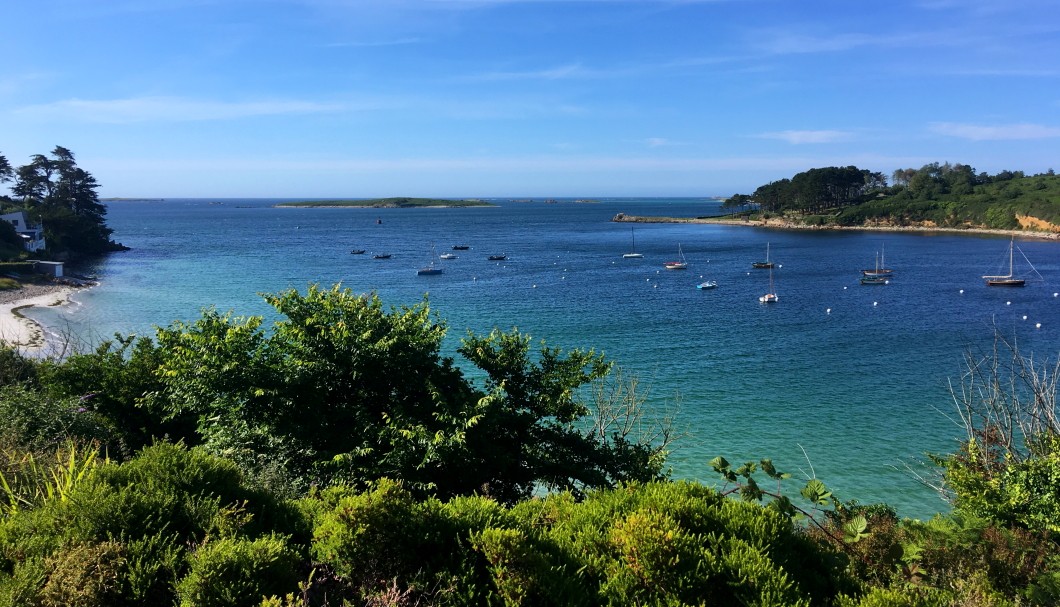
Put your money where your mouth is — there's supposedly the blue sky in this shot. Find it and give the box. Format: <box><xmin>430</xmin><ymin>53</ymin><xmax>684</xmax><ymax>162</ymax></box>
<box><xmin>2</xmin><ymin>0</ymin><xmax>1057</xmax><ymax>198</ymax></box>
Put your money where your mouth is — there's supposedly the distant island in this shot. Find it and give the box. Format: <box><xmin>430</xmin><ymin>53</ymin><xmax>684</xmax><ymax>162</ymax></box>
<box><xmin>275</xmin><ymin>197</ymin><xmax>495</xmax><ymax>208</ymax></box>
<box><xmin>615</xmin><ymin>164</ymin><xmax>1060</xmax><ymax>239</ymax></box>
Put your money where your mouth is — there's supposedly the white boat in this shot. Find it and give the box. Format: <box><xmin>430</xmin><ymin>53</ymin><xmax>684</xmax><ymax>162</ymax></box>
<box><xmin>759</xmin><ymin>260</ymin><xmax>778</xmax><ymax>303</ymax></box>
<box><xmin>439</xmin><ymin>253</ymin><xmax>457</xmax><ymax>260</ymax></box>
<box><xmin>697</xmin><ymin>281</ymin><xmax>717</xmax><ymax>290</ymax></box>
<box><xmin>622</xmin><ymin>227</ymin><xmax>643</xmax><ymax>258</ymax></box>
<box><xmin>983</xmin><ymin>237</ymin><xmax>1039</xmax><ymax>287</ymax></box>
<box><xmin>664</xmin><ymin>244</ymin><xmax>687</xmax><ymax>270</ymax></box>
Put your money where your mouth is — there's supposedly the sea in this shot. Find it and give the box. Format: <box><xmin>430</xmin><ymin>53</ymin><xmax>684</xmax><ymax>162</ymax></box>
<box><xmin>26</xmin><ymin>197</ymin><xmax>1060</xmax><ymax>519</ymax></box>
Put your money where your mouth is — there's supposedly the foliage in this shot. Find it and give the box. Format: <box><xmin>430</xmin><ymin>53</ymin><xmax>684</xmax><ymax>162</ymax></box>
<box><xmin>750</xmin><ymin>166</ymin><xmax>887</xmax><ymax>213</ymax></box>
<box><xmin>0</xmin><ymin>384</ymin><xmax>116</xmax><ymax>454</ymax></box>
<box><xmin>740</xmin><ymin>163</ymin><xmax>1060</xmax><ymax>230</ymax></box>
<box><xmin>301</xmin><ymin>479</ymin><xmax>851</xmax><ymax>606</ymax></box>
<box><xmin>3</xmin><ymin>146</ymin><xmax>124</xmax><ymax>258</ymax></box>
<box><xmin>37</xmin><ymin>334</ymin><xmax>196</xmax><ymax>458</ymax></box>
<box><xmin>0</xmin><ymin>221</ymin><xmax>24</xmax><ymax>262</ymax></box>
<box><xmin>0</xmin><ymin>442</ymin><xmax>305</xmax><ymax>606</ymax></box>
<box><xmin>834</xmin><ymin>167</ymin><xmax>1060</xmax><ymax>229</ymax></box>
<box><xmin>149</xmin><ymin>284</ymin><xmax>669</xmax><ymax>503</ymax></box>
<box><xmin>175</xmin><ymin>535</ymin><xmax>301</xmax><ymax>607</ymax></box>
<box><xmin>934</xmin><ymin>330</ymin><xmax>1060</xmax><ymax>531</ymax></box>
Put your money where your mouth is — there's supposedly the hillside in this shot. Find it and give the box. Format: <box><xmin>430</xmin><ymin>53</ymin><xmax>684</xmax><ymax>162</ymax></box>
<box><xmin>829</xmin><ymin>172</ymin><xmax>1060</xmax><ymax>232</ymax></box>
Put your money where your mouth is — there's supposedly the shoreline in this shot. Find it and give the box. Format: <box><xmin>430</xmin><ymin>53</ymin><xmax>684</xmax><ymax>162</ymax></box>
<box><xmin>612</xmin><ymin>214</ymin><xmax>1060</xmax><ymax>240</ymax></box>
<box><xmin>0</xmin><ymin>282</ymin><xmax>86</xmax><ymax>355</ymax></box>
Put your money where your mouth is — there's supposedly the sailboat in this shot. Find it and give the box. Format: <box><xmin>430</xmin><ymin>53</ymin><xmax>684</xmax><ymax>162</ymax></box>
<box><xmin>861</xmin><ymin>243</ymin><xmax>893</xmax><ymax>277</ymax></box>
<box><xmin>622</xmin><ymin>227</ymin><xmax>643</xmax><ymax>258</ymax></box>
<box><xmin>417</xmin><ymin>244</ymin><xmax>443</xmax><ymax>275</ymax></box>
<box><xmin>759</xmin><ymin>264</ymin><xmax>778</xmax><ymax>303</ymax></box>
<box><xmin>664</xmin><ymin>244</ymin><xmax>687</xmax><ymax>269</ymax></box>
<box><xmin>752</xmin><ymin>243</ymin><xmax>774</xmax><ymax>269</ymax></box>
<box><xmin>983</xmin><ymin>237</ymin><xmax>1031</xmax><ymax>287</ymax></box>
<box><xmin>860</xmin><ymin>252</ymin><xmax>889</xmax><ymax>285</ymax></box>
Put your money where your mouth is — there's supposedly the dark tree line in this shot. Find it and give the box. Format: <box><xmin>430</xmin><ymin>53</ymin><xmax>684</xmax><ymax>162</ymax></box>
<box><xmin>731</xmin><ymin>163</ymin><xmax>1046</xmax><ymax>215</ymax></box>
<box><xmin>740</xmin><ymin>166</ymin><xmax>888</xmax><ymax>214</ymax></box>
<box><xmin>0</xmin><ymin>146</ymin><xmax>124</xmax><ymax>259</ymax></box>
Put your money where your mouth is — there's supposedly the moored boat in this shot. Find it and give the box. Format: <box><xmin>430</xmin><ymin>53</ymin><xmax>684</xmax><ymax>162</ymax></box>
<box><xmin>752</xmin><ymin>243</ymin><xmax>774</xmax><ymax>269</ymax></box>
<box><xmin>664</xmin><ymin>244</ymin><xmax>687</xmax><ymax>270</ymax></box>
<box><xmin>623</xmin><ymin>227</ymin><xmax>643</xmax><ymax>258</ymax></box>
<box><xmin>983</xmin><ymin>237</ymin><xmax>1032</xmax><ymax>287</ymax></box>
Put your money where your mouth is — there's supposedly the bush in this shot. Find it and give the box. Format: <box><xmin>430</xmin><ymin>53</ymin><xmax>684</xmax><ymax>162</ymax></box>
<box><xmin>0</xmin><ymin>443</ymin><xmax>307</xmax><ymax>606</ymax></box>
<box><xmin>175</xmin><ymin>535</ymin><xmax>301</xmax><ymax>607</ymax></box>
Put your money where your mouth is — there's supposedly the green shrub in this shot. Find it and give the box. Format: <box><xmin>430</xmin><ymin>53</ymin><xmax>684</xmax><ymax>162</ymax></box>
<box><xmin>175</xmin><ymin>535</ymin><xmax>300</xmax><ymax>607</ymax></box>
<box><xmin>0</xmin><ymin>443</ymin><xmax>307</xmax><ymax>606</ymax></box>
<box><xmin>0</xmin><ymin>384</ymin><xmax>115</xmax><ymax>453</ymax></box>
<box><xmin>38</xmin><ymin>540</ymin><xmax>126</xmax><ymax>607</ymax></box>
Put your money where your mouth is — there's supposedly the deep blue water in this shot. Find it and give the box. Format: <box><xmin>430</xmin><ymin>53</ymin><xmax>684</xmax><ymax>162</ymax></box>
<box><xmin>30</xmin><ymin>198</ymin><xmax>1060</xmax><ymax>518</ymax></box>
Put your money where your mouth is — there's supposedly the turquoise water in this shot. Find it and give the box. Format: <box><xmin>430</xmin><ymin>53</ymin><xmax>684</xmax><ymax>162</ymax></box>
<box><xmin>30</xmin><ymin>198</ymin><xmax>1060</xmax><ymax>519</ymax></box>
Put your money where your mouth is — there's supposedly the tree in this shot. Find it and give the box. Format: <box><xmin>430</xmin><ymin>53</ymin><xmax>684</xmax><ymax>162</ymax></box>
<box><xmin>0</xmin><ymin>152</ymin><xmax>12</xmax><ymax>184</ymax></box>
<box><xmin>9</xmin><ymin>146</ymin><xmax>122</xmax><ymax>258</ymax></box>
<box><xmin>150</xmin><ymin>284</ymin><xmax>668</xmax><ymax>502</ymax></box>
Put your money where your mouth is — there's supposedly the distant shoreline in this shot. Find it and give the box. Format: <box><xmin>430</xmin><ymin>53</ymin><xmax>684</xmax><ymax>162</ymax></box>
<box><xmin>612</xmin><ymin>213</ymin><xmax>1060</xmax><ymax>241</ymax></box>
<box><xmin>275</xmin><ymin>198</ymin><xmax>495</xmax><ymax>209</ymax></box>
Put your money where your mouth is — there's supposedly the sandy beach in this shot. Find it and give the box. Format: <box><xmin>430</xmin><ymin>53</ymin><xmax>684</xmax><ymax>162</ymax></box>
<box><xmin>0</xmin><ymin>283</ymin><xmax>78</xmax><ymax>353</ymax></box>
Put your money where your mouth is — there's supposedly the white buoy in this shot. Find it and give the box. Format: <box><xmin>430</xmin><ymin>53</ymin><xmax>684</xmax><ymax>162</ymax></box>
<box><xmin>1054</xmin><ymin>293</ymin><xmax>1058</xmax><ymax>297</ymax></box>
<box><xmin>826</xmin><ymin>308</ymin><xmax>831</xmax><ymax>314</ymax></box>
<box><xmin>653</xmin><ymin>284</ymin><xmax>658</xmax><ymax>288</ymax></box>
<box><xmin>959</xmin><ymin>289</ymin><xmax>964</xmax><ymax>294</ymax></box>
<box><xmin>1037</xmin><ymin>323</ymin><xmax>1042</xmax><ymax>329</ymax></box>
<box><xmin>533</xmin><ymin>285</ymin><xmax>537</xmax><ymax>288</ymax></box>
<box><xmin>1007</xmin><ymin>301</ymin><xmax>1012</xmax><ymax>305</ymax></box>
<box><xmin>843</xmin><ymin>286</ymin><xmax>847</xmax><ymax>290</ymax></box>
<box><xmin>1023</xmin><ymin>315</ymin><xmax>1028</xmax><ymax>320</ymax></box>
<box><xmin>873</xmin><ymin>302</ymin><xmax>878</xmax><ymax>306</ymax></box>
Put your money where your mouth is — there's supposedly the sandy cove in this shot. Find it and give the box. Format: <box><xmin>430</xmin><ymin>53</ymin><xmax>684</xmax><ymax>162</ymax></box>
<box><xmin>0</xmin><ymin>283</ymin><xmax>78</xmax><ymax>353</ymax></box>
<box><xmin>612</xmin><ymin>214</ymin><xmax>1060</xmax><ymax>241</ymax></box>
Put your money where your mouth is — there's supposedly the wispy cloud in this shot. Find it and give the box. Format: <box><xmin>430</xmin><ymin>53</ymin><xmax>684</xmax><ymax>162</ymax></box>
<box><xmin>756</xmin><ymin>130</ymin><xmax>854</xmax><ymax>145</ymax></box>
<box><xmin>469</xmin><ymin>63</ymin><xmax>596</xmax><ymax>81</ymax></box>
<box><xmin>930</xmin><ymin>122</ymin><xmax>1060</xmax><ymax>141</ymax></box>
<box><xmin>325</xmin><ymin>37</ymin><xmax>422</xmax><ymax>48</ymax></box>
<box><xmin>13</xmin><ymin>96</ymin><xmax>348</xmax><ymax>123</ymax></box>
<box><xmin>751</xmin><ymin>30</ymin><xmax>939</xmax><ymax>55</ymax></box>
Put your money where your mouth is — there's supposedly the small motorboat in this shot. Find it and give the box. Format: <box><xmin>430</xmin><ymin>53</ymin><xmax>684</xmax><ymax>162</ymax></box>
<box><xmin>350</xmin><ymin>249</ymin><xmax>366</xmax><ymax>255</ymax></box>
<box><xmin>696</xmin><ymin>281</ymin><xmax>717</xmax><ymax>290</ymax></box>
<box><xmin>440</xmin><ymin>253</ymin><xmax>458</xmax><ymax>260</ymax></box>
<box><xmin>488</xmin><ymin>254</ymin><xmax>507</xmax><ymax>261</ymax></box>
<box><xmin>373</xmin><ymin>253</ymin><xmax>392</xmax><ymax>259</ymax></box>
<box><xmin>452</xmin><ymin>245</ymin><xmax>470</xmax><ymax>250</ymax></box>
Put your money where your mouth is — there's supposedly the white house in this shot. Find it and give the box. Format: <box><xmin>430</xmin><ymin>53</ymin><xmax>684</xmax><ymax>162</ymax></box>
<box><xmin>0</xmin><ymin>211</ymin><xmax>46</xmax><ymax>252</ymax></box>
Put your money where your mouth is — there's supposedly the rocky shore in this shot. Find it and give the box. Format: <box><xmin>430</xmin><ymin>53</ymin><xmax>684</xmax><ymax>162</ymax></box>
<box><xmin>611</xmin><ymin>213</ymin><xmax>1060</xmax><ymax>240</ymax></box>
